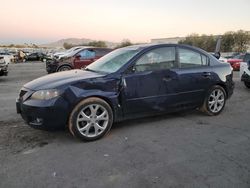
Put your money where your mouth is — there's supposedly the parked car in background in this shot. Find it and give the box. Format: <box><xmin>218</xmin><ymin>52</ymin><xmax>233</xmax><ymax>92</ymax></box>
<box><xmin>227</xmin><ymin>58</ymin><xmax>242</xmax><ymax>71</ymax></box>
<box><xmin>17</xmin><ymin>44</ymin><xmax>234</xmax><ymax>141</ymax></box>
<box><xmin>242</xmin><ymin>53</ymin><xmax>250</xmax><ymax>63</ymax></box>
<box><xmin>0</xmin><ymin>56</ymin><xmax>8</xmax><ymax>76</ymax></box>
<box><xmin>24</xmin><ymin>52</ymin><xmax>48</xmax><ymax>62</ymax></box>
<box><xmin>46</xmin><ymin>47</ymin><xmax>112</xmax><ymax>73</ymax></box>
<box><xmin>219</xmin><ymin>56</ymin><xmax>228</xmax><ymax>63</ymax></box>
<box><xmin>54</xmin><ymin>46</ymin><xmax>86</xmax><ymax>60</ymax></box>
<box><xmin>240</xmin><ymin>53</ymin><xmax>250</xmax><ymax>88</ymax></box>
<box><xmin>8</xmin><ymin>51</ymin><xmax>19</xmax><ymax>62</ymax></box>
<box><xmin>226</xmin><ymin>54</ymin><xmax>249</xmax><ymax>71</ymax></box>
<box><xmin>0</xmin><ymin>52</ymin><xmax>15</xmax><ymax>64</ymax></box>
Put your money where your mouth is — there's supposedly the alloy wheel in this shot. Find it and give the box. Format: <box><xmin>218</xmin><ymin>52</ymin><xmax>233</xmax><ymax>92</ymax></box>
<box><xmin>208</xmin><ymin>89</ymin><xmax>225</xmax><ymax>113</ymax></box>
<box><xmin>76</xmin><ymin>104</ymin><xmax>109</xmax><ymax>138</ymax></box>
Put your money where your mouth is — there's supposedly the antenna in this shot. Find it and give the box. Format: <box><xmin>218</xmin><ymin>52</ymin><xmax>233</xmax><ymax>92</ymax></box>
<box><xmin>215</xmin><ymin>36</ymin><xmax>222</xmax><ymax>53</ymax></box>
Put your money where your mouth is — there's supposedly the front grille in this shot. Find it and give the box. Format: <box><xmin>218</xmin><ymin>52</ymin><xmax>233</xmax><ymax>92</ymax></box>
<box><xmin>19</xmin><ymin>90</ymin><xmax>28</xmax><ymax>98</ymax></box>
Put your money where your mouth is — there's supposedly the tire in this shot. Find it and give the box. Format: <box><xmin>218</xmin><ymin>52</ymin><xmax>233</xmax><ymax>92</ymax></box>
<box><xmin>244</xmin><ymin>81</ymin><xmax>250</xmax><ymax>88</ymax></box>
<box><xmin>201</xmin><ymin>85</ymin><xmax>226</xmax><ymax>116</ymax></box>
<box><xmin>68</xmin><ymin>97</ymin><xmax>113</xmax><ymax>141</ymax></box>
<box><xmin>57</xmin><ymin>65</ymin><xmax>71</xmax><ymax>72</ymax></box>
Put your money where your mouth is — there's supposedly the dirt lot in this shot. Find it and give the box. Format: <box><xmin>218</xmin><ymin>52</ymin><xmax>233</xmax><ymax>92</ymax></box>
<box><xmin>0</xmin><ymin>62</ymin><xmax>250</xmax><ymax>188</ymax></box>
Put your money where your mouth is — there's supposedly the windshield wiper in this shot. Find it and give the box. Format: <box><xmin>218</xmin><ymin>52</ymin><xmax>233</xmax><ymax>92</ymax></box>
<box><xmin>84</xmin><ymin>67</ymin><xmax>95</xmax><ymax>72</ymax></box>
<box><xmin>84</xmin><ymin>68</ymin><xmax>107</xmax><ymax>74</ymax></box>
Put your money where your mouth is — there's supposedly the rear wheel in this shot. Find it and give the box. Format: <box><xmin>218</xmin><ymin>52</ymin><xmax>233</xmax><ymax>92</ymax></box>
<box><xmin>57</xmin><ymin>65</ymin><xmax>71</xmax><ymax>72</ymax></box>
<box><xmin>68</xmin><ymin>97</ymin><xmax>113</xmax><ymax>141</ymax></box>
<box><xmin>244</xmin><ymin>81</ymin><xmax>250</xmax><ymax>88</ymax></box>
<box><xmin>201</xmin><ymin>85</ymin><xmax>226</xmax><ymax>116</ymax></box>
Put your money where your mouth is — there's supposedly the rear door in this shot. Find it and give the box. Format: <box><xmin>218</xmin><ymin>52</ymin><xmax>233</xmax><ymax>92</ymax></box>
<box><xmin>174</xmin><ymin>47</ymin><xmax>212</xmax><ymax>108</ymax></box>
<box><xmin>73</xmin><ymin>49</ymin><xmax>96</xmax><ymax>69</ymax></box>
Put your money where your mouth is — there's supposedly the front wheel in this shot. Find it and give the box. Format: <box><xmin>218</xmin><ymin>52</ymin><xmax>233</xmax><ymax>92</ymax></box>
<box><xmin>68</xmin><ymin>97</ymin><xmax>113</xmax><ymax>141</ymax></box>
<box><xmin>201</xmin><ymin>85</ymin><xmax>226</xmax><ymax>116</ymax></box>
<box><xmin>244</xmin><ymin>81</ymin><xmax>250</xmax><ymax>88</ymax></box>
<box><xmin>57</xmin><ymin>65</ymin><xmax>71</xmax><ymax>72</ymax></box>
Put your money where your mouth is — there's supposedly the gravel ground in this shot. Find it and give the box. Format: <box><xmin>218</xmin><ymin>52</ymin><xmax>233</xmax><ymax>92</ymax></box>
<box><xmin>0</xmin><ymin>62</ymin><xmax>250</xmax><ymax>188</ymax></box>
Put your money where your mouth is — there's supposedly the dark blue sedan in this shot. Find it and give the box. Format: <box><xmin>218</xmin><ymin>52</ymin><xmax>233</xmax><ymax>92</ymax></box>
<box><xmin>16</xmin><ymin>44</ymin><xmax>234</xmax><ymax>141</ymax></box>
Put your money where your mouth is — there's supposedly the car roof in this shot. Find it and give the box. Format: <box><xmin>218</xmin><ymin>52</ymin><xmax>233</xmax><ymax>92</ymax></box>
<box><xmin>121</xmin><ymin>43</ymin><xmax>209</xmax><ymax>54</ymax></box>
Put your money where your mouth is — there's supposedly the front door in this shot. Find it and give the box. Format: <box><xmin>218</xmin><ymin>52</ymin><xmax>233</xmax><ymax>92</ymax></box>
<box><xmin>121</xmin><ymin>46</ymin><xmax>180</xmax><ymax>115</ymax></box>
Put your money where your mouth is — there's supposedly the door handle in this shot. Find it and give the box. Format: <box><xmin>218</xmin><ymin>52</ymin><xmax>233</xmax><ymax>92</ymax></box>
<box><xmin>202</xmin><ymin>72</ymin><xmax>211</xmax><ymax>77</ymax></box>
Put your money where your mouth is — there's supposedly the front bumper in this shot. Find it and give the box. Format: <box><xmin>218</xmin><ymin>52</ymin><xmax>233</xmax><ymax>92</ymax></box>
<box><xmin>16</xmin><ymin>94</ymin><xmax>70</xmax><ymax>130</ymax></box>
<box><xmin>46</xmin><ymin>60</ymin><xmax>58</xmax><ymax>73</ymax></box>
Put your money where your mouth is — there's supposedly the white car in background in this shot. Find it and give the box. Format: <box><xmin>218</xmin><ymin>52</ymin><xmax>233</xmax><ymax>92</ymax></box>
<box><xmin>239</xmin><ymin>53</ymin><xmax>250</xmax><ymax>88</ymax></box>
<box><xmin>0</xmin><ymin>56</ymin><xmax>8</xmax><ymax>76</ymax></box>
<box><xmin>0</xmin><ymin>52</ymin><xmax>14</xmax><ymax>64</ymax></box>
<box><xmin>54</xmin><ymin>46</ymin><xmax>86</xmax><ymax>60</ymax></box>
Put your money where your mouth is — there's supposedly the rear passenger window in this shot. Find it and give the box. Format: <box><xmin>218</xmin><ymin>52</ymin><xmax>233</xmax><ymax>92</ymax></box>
<box><xmin>179</xmin><ymin>48</ymin><xmax>208</xmax><ymax>68</ymax></box>
<box><xmin>95</xmin><ymin>49</ymin><xmax>111</xmax><ymax>56</ymax></box>
<box><xmin>135</xmin><ymin>47</ymin><xmax>176</xmax><ymax>72</ymax></box>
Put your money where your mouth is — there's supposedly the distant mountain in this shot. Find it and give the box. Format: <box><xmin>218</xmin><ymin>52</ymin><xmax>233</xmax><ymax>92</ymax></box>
<box><xmin>40</xmin><ymin>38</ymin><xmax>118</xmax><ymax>48</ymax></box>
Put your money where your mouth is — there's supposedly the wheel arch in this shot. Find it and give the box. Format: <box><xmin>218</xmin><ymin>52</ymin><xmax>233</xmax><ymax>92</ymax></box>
<box><xmin>89</xmin><ymin>95</ymin><xmax>115</xmax><ymax>112</ymax></box>
<box><xmin>217</xmin><ymin>82</ymin><xmax>228</xmax><ymax>97</ymax></box>
<box><xmin>69</xmin><ymin>94</ymin><xmax>121</xmax><ymax>122</ymax></box>
<box><xmin>56</xmin><ymin>64</ymin><xmax>73</xmax><ymax>72</ymax></box>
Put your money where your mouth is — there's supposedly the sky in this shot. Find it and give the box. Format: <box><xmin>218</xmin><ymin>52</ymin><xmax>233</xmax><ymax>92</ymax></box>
<box><xmin>0</xmin><ymin>0</ymin><xmax>250</xmax><ymax>44</ymax></box>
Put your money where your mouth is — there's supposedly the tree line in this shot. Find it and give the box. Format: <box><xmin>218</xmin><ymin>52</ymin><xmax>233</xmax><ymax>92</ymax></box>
<box><xmin>178</xmin><ymin>30</ymin><xmax>250</xmax><ymax>52</ymax></box>
<box><xmin>64</xmin><ymin>30</ymin><xmax>250</xmax><ymax>52</ymax></box>
<box><xmin>63</xmin><ymin>39</ymin><xmax>134</xmax><ymax>50</ymax></box>
<box><xmin>0</xmin><ymin>43</ymin><xmax>40</xmax><ymax>48</ymax></box>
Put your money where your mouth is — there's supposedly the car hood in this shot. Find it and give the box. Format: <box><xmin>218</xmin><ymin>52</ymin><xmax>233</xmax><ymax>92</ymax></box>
<box><xmin>24</xmin><ymin>70</ymin><xmax>104</xmax><ymax>90</ymax></box>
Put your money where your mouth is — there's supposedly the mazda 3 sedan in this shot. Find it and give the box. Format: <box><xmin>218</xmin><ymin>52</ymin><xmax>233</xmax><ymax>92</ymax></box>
<box><xmin>16</xmin><ymin>44</ymin><xmax>234</xmax><ymax>141</ymax></box>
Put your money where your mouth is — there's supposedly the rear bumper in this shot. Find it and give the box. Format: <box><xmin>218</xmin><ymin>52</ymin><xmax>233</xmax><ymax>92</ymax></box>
<box><xmin>227</xmin><ymin>81</ymin><xmax>234</xmax><ymax>99</ymax></box>
<box><xmin>225</xmin><ymin>74</ymin><xmax>234</xmax><ymax>99</ymax></box>
<box><xmin>16</xmin><ymin>96</ymin><xmax>70</xmax><ymax>130</ymax></box>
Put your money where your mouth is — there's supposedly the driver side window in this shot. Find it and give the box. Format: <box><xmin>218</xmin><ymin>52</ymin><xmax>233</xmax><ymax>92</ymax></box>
<box><xmin>135</xmin><ymin>47</ymin><xmax>176</xmax><ymax>72</ymax></box>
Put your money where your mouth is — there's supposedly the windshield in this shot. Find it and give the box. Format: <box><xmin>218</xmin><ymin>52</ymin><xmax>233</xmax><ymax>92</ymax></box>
<box><xmin>63</xmin><ymin>48</ymin><xmax>83</xmax><ymax>57</ymax></box>
<box><xmin>86</xmin><ymin>48</ymin><xmax>140</xmax><ymax>74</ymax></box>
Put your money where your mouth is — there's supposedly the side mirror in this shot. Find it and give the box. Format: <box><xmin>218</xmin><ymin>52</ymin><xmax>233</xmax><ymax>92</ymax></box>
<box><xmin>131</xmin><ymin>66</ymin><xmax>136</xmax><ymax>73</ymax></box>
<box><xmin>75</xmin><ymin>55</ymin><xmax>81</xmax><ymax>59</ymax></box>
<box><xmin>125</xmin><ymin>66</ymin><xmax>136</xmax><ymax>74</ymax></box>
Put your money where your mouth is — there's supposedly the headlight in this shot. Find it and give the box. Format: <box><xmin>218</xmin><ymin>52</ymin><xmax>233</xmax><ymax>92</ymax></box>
<box><xmin>31</xmin><ymin>89</ymin><xmax>61</xmax><ymax>100</ymax></box>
